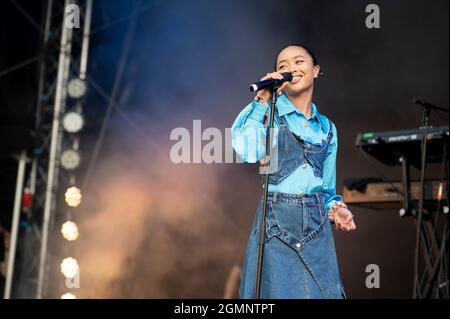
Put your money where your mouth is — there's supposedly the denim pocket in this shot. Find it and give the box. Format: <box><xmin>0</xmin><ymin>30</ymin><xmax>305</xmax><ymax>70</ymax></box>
<box><xmin>270</xmin><ymin>202</ymin><xmax>302</xmax><ymax>240</ymax></box>
<box><xmin>303</xmin><ymin>204</ymin><xmax>322</xmax><ymax>237</ymax></box>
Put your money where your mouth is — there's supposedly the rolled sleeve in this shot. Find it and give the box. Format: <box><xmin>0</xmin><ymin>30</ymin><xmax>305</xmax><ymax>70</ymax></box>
<box><xmin>231</xmin><ymin>101</ymin><xmax>271</xmax><ymax>163</ymax></box>
<box><xmin>246</xmin><ymin>101</ymin><xmax>269</xmax><ymax>122</ymax></box>
<box><xmin>323</xmin><ymin>122</ymin><xmax>343</xmax><ymax>212</ymax></box>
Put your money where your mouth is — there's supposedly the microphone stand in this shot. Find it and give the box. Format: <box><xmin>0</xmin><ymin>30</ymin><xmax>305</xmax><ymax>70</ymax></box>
<box><xmin>254</xmin><ymin>86</ymin><xmax>278</xmax><ymax>299</ymax></box>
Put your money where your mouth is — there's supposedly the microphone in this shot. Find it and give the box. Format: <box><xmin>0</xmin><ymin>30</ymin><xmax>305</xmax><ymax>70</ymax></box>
<box><xmin>249</xmin><ymin>72</ymin><xmax>293</xmax><ymax>92</ymax></box>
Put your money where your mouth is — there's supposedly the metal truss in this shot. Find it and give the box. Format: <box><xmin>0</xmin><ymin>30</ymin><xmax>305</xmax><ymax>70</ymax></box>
<box><xmin>10</xmin><ymin>0</ymin><xmax>93</xmax><ymax>299</ymax></box>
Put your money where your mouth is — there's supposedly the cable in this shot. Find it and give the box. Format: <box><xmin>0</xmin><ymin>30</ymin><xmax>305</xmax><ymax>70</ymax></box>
<box><xmin>357</xmin><ymin>146</ymin><xmax>427</xmax><ymax>215</ymax></box>
<box><xmin>81</xmin><ymin>4</ymin><xmax>139</xmax><ymax>190</ymax></box>
<box><xmin>358</xmin><ymin>146</ymin><xmax>437</xmax><ymax>293</ymax></box>
<box><xmin>8</xmin><ymin>0</ymin><xmax>45</xmax><ymax>34</ymax></box>
<box><xmin>433</xmin><ymin>109</ymin><xmax>449</xmax><ymax>122</ymax></box>
<box><xmin>82</xmin><ymin>76</ymin><xmax>161</xmax><ymax>153</ymax></box>
<box><xmin>357</xmin><ymin>147</ymin><xmax>405</xmax><ymax>197</ymax></box>
<box><xmin>0</xmin><ymin>54</ymin><xmax>42</xmax><ymax>79</ymax></box>
<box><xmin>90</xmin><ymin>0</ymin><xmax>166</xmax><ymax>36</ymax></box>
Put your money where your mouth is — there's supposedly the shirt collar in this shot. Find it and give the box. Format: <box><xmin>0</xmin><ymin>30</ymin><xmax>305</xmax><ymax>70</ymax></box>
<box><xmin>277</xmin><ymin>94</ymin><xmax>329</xmax><ymax>132</ymax></box>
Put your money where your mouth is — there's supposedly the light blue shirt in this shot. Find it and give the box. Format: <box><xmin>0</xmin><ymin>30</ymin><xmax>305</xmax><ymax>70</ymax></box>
<box><xmin>231</xmin><ymin>94</ymin><xmax>342</xmax><ymax>211</ymax></box>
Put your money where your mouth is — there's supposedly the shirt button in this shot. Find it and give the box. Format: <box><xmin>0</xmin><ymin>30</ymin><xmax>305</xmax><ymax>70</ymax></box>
<box><xmin>302</xmin><ymin>164</ymin><xmax>307</xmax><ymax>169</ymax></box>
<box><xmin>304</xmin><ymin>122</ymin><xmax>309</xmax><ymax>127</ymax></box>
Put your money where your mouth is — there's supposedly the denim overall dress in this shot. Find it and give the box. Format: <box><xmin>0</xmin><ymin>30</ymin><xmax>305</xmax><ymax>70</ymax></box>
<box><xmin>239</xmin><ymin>106</ymin><xmax>346</xmax><ymax>299</ymax></box>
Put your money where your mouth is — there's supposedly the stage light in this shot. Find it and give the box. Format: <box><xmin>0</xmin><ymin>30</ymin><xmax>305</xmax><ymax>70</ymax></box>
<box><xmin>61</xmin><ymin>149</ymin><xmax>81</xmax><ymax>170</ymax></box>
<box><xmin>62</xmin><ymin>111</ymin><xmax>84</xmax><ymax>133</ymax></box>
<box><xmin>65</xmin><ymin>186</ymin><xmax>82</xmax><ymax>207</ymax></box>
<box><xmin>61</xmin><ymin>293</ymin><xmax>76</xmax><ymax>299</ymax></box>
<box><xmin>61</xmin><ymin>221</ymin><xmax>79</xmax><ymax>241</ymax></box>
<box><xmin>67</xmin><ymin>78</ymin><xmax>87</xmax><ymax>98</ymax></box>
<box><xmin>60</xmin><ymin>257</ymin><xmax>79</xmax><ymax>278</ymax></box>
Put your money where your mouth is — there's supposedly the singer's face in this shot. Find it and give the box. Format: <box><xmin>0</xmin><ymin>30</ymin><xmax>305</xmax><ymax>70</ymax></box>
<box><xmin>276</xmin><ymin>46</ymin><xmax>320</xmax><ymax>96</ymax></box>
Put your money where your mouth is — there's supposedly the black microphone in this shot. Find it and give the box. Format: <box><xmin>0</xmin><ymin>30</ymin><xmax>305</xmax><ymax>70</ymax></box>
<box><xmin>249</xmin><ymin>72</ymin><xmax>293</xmax><ymax>92</ymax></box>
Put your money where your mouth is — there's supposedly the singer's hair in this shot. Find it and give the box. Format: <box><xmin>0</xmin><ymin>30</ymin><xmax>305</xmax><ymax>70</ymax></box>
<box><xmin>274</xmin><ymin>44</ymin><xmax>323</xmax><ymax>76</ymax></box>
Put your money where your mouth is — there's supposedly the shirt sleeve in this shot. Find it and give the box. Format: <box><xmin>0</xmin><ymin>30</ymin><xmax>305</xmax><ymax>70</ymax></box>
<box><xmin>231</xmin><ymin>100</ymin><xmax>277</xmax><ymax>163</ymax></box>
<box><xmin>322</xmin><ymin>122</ymin><xmax>343</xmax><ymax>211</ymax></box>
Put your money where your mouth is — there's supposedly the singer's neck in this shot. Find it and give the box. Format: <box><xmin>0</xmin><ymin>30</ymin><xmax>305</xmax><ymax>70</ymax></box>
<box><xmin>286</xmin><ymin>89</ymin><xmax>313</xmax><ymax>119</ymax></box>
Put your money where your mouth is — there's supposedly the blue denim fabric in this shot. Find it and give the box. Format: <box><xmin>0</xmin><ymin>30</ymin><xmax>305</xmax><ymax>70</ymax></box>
<box><xmin>268</xmin><ymin>107</ymin><xmax>333</xmax><ymax>184</ymax></box>
<box><xmin>239</xmin><ymin>193</ymin><xmax>346</xmax><ymax>299</ymax></box>
<box><xmin>231</xmin><ymin>95</ymin><xmax>343</xmax><ymax>212</ymax></box>
<box><xmin>239</xmin><ymin>108</ymin><xmax>346</xmax><ymax>299</ymax></box>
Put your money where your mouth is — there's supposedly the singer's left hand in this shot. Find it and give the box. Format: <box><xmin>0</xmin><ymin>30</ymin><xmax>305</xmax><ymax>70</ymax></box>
<box><xmin>329</xmin><ymin>207</ymin><xmax>356</xmax><ymax>232</ymax></box>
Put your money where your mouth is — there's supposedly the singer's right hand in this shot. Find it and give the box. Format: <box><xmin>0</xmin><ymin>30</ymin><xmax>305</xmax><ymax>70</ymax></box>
<box><xmin>254</xmin><ymin>72</ymin><xmax>290</xmax><ymax>104</ymax></box>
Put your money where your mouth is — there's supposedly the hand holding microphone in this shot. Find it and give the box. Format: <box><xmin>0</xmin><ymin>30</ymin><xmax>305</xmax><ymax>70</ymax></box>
<box><xmin>250</xmin><ymin>72</ymin><xmax>292</xmax><ymax>104</ymax></box>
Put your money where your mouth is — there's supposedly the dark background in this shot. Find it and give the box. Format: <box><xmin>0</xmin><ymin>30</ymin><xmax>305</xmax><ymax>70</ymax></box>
<box><xmin>0</xmin><ymin>0</ymin><xmax>448</xmax><ymax>298</ymax></box>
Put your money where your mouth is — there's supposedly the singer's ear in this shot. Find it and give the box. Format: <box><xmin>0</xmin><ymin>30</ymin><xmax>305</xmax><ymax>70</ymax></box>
<box><xmin>313</xmin><ymin>64</ymin><xmax>321</xmax><ymax>78</ymax></box>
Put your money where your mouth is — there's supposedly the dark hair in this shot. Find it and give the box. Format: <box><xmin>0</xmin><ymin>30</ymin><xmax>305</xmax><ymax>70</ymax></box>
<box><xmin>274</xmin><ymin>44</ymin><xmax>324</xmax><ymax>76</ymax></box>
